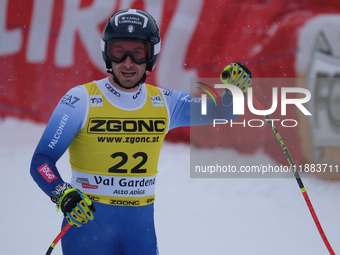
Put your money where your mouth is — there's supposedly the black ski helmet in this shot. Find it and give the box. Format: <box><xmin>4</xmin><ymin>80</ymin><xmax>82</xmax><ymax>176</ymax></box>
<box><xmin>101</xmin><ymin>9</ymin><xmax>161</xmax><ymax>71</ymax></box>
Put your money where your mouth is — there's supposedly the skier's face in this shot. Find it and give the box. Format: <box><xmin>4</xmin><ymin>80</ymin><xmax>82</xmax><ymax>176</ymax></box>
<box><xmin>110</xmin><ymin>41</ymin><xmax>147</xmax><ymax>91</ymax></box>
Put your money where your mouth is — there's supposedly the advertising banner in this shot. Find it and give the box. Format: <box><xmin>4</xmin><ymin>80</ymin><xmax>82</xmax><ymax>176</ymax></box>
<box><xmin>1</xmin><ymin>0</ymin><xmax>340</xmax><ymax>171</ymax></box>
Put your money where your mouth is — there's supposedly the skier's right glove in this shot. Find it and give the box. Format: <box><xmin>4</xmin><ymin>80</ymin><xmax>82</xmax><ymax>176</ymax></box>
<box><xmin>51</xmin><ymin>183</ymin><xmax>95</xmax><ymax>227</ymax></box>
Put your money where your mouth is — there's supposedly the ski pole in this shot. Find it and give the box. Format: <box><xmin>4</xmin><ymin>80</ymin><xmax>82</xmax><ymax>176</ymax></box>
<box><xmin>45</xmin><ymin>223</ymin><xmax>71</xmax><ymax>255</ymax></box>
<box><xmin>252</xmin><ymin>95</ymin><xmax>335</xmax><ymax>255</ymax></box>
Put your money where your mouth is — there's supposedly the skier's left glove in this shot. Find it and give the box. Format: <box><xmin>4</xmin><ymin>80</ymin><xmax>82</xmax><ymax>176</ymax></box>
<box><xmin>51</xmin><ymin>183</ymin><xmax>95</xmax><ymax>227</ymax></box>
<box><xmin>220</xmin><ymin>62</ymin><xmax>252</xmax><ymax>92</ymax></box>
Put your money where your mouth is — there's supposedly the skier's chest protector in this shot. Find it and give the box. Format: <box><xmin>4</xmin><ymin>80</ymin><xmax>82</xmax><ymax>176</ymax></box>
<box><xmin>69</xmin><ymin>82</ymin><xmax>169</xmax><ymax>206</ymax></box>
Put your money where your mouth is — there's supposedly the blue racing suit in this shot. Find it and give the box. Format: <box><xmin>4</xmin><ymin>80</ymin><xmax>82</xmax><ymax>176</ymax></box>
<box><xmin>30</xmin><ymin>77</ymin><xmax>237</xmax><ymax>255</ymax></box>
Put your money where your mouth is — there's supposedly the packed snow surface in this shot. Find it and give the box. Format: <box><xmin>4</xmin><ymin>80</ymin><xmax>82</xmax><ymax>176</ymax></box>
<box><xmin>1</xmin><ymin>117</ymin><xmax>339</xmax><ymax>254</ymax></box>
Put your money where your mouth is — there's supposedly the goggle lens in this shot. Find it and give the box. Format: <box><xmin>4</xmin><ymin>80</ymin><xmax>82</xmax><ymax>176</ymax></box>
<box><xmin>107</xmin><ymin>39</ymin><xmax>149</xmax><ymax>65</ymax></box>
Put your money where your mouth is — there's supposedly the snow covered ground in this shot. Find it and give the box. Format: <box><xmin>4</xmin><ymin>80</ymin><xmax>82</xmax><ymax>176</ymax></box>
<box><xmin>1</xmin><ymin>117</ymin><xmax>339</xmax><ymax>254</ymax></box>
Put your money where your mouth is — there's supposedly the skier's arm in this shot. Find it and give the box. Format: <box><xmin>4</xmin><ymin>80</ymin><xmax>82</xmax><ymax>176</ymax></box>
<box><xmin>163</xmin><ymin>62</ymin><xmax>252</xmax><ymax>130</ymax></box>
<box><xmin>30</xmin><ymin>86</ymin><xmax>88</xmax><ymax>197</ymax></box>
<box><xmin>162</xmin><ymin>90</ymin><xmax>235</xmax><ymax>130</ymax></box>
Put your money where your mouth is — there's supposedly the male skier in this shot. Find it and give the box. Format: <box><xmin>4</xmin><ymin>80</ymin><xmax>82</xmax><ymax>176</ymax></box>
<box><xmin>31</xmin><ymin>8</ymin><xmax>252</xmax><ymax>255</ymax></box>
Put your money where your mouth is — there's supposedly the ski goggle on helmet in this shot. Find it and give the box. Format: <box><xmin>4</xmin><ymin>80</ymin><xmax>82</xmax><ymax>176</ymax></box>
<box><xmin>106</xmin><ymin>38</ymin><xmax>152</xmax><ymax>65</ymax></box>
<box><xmin>101</xmin><ymin>9</ymin><xmax>161</xmax><ymax>71</ymax></box>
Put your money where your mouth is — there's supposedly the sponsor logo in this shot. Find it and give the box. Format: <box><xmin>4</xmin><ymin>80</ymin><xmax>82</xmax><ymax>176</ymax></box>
<box><xmin>94</xmin><ymin>176</ymin><xmax>114</xmax><ymax>186</ymax></box>
<box><xmin>133</xmin><ymin>87</ymin><xmax>142</xmax><ymax>99</ymax></box>
<box><xmin>48</xmin><ymin>114</ymin><xmax>69</xmax><ymax>149</ymax></box>
<box><xmin>116</xmin><ymin>10</ymin><xmax>148</xmax><ymax>28</ymax></box>
<box><xmin>87</xmin><ymin>195</ymin><xmax>100</xmax><ymax>202</ymax></box>
<box><xmin>76</xmin><ymin>177</ymin><xmax>98</xmax><ymax>189</ymax></box>
<box><xmin>38</xmin><ymin>164</ymin><xmax>57</xmax><ymax>183</ymax></box>
<box><xmin>92</xmin><ymin>176</ymin><xmax>156</xmax><ymax>188</ymax></box>
<box><xmin>97</xmin><ymin>136</ymin><xmax>160</xmax><ymax>144</ymax></box>
<box><xmin>147</xmin><ymin>198</ymin><xmax>155</xmax><ymax>204</ymax></box>
<box><xmin>109</xmin><ymin>199</ymin><xmax>140</xmax><ymax>206</ymax></box>
<box><xmin>90</xmin><ymin>95</ymin><xmax>103</xmax><ymax>107</ymax></box>
<box><xmin>119</xmin><ymin>177</ymin><xmax>156</xmax><ymax>187</ymax></box>
<box><xmin>60</xmin><ymin>94</ymin><xmax>80</xmax><ymax>108</ymax></box>
<box><xmin>105</xmin><ymin>83</ymin><xmax>121</xmax><ymax>97</ymax></box>
<box><xmin>150</xmin><ymin>95</ymin><xmax>164</xmax><ymax>107</ymax></box>
<box><xmin>162</xmin><ymin>89</ymin><xmax>173</xmax><ymax>96</ymax></box>
<box><xmin>87</xmin><ymin>118</ymin><xmax>166</xmax><ymax>134</ymax></box>
<box><xmin>82</xmin><ymin>183</ymin><xmax>99</xmax><ymax>189</ymax></box>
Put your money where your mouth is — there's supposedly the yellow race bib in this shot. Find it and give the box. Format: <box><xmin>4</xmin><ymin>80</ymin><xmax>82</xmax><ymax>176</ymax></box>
<box><xmin>69</xmin><ymin>81</ymin><xmax>169</xmax><ymax>206</ymax></box>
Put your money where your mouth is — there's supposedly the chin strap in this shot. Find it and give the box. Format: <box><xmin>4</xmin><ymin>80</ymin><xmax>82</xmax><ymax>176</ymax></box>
<box><xmin>107</xmin><ymin>70</ymin><xmax>147</xmax><ymax>90</ymax></box>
